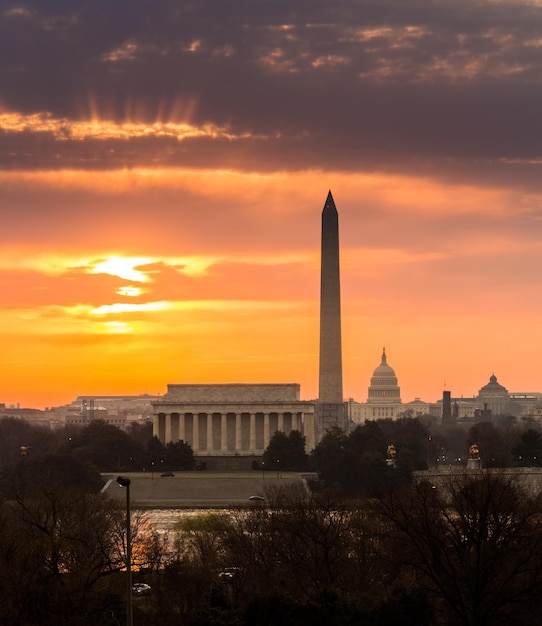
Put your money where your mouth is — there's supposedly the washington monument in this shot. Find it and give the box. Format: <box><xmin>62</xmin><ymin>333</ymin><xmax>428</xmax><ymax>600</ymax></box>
<box><xmin>317</xmin><ymin>191</ymin><xmax>346</xmax><ymax>437</ymax></box>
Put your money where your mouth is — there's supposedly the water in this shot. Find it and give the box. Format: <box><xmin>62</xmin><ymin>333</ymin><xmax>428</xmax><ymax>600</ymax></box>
<box><xmin>142</xmin><ymin>508</ymin><xmax>230</xmax><ymax>535</ymax></box>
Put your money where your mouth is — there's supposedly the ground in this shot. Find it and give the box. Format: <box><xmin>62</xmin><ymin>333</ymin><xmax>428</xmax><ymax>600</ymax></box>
<box><xmin>102</xmin><ymin>471</ymin><xmax>303</xmax><ymax>508</ymax></box>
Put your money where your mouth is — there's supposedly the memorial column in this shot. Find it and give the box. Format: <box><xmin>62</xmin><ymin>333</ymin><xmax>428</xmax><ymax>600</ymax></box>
<box><xmin>221</xmin><ymin>413</ymin><xmax>228</xmax><ymax>451</ymax></box>
<box><xmin>179</xmin><ymin>414</ymin><xmax>186</xmax><ymax>442</ymax></box>
<box><xmin>193</xmin><ymin>414</ymin><xmax>200</xmax><ymax>452</ymax></box>
<box><xmin>249</xmin><ymin>413</ymin><xmax>256</xmax><ymax>451</ymax></box>
<box><xmin>165</xmin><ymin>414</ymin><xmax>172</xmax><ymax>443</ymax></box>
<box><xmin>263</xmin><ymin>413</ymin><xmax>270</xmax><ymax>449</ymax></box>
<box><xmin>235</xmin><ymin>413</ymin><xmax>242</xmax><ymax>451</ymax></box>
<box><xmin>206</xmin><ymin>413</ymin><xmax>213</xmax><ymax>452</ymax></box>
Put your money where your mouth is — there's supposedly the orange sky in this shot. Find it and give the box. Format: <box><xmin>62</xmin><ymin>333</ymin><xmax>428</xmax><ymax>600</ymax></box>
<box><xmin>1</xmin><ymin>1</ymin><xmax>542</xmax><ymax>408</ymax></box>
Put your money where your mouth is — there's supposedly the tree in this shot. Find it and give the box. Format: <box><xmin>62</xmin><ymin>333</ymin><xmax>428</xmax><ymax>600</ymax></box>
<box><xmin>67</xmin><ymin>420</ymin><xmax>144</xmax><ymax>471</ymax></box>
<box><xmin>263</xmin><ymin>430</ymin><xmax>308</xmax><ymax>471</ymax></box>
<box><xmin>310</xmin><ymin>426</ymin><xmax>351</xmax><ymax>487</ymax></box>
<box><xmin>127</xmin><ymin>420</ymin><xmax>153</xmax><ymax>448</ymax></box>
<box><xmin>164</xmin><ymin>440</ymin><xmax>195</xmax><ymax>470</ymax></box>
<box><xmin>175</xmin><ymin>512</ymin><xmax>232</xmax><ymax>568</ymax></box>
<box><xmin>512</xmin><ymin>429</ymin><xmax>542</xmax><ymax>466</ymax></box>
<box><xmin>310</xmin><ymin>424</ymin><xmax>410</xmax><ymax>495</ymax></box>
<box><xmin>0</xmin><ymin>416</ymin><xmax>58</xmax><ymax>465</ymax></box>
<box><xmin>0</xmin><ymin>469</ymin><xmax>131</xmax><ymax>624</ymax></box>
<box><xmin>215</xmin><ymin>483</ymin><xmax>427</xmax><ymax>624</ymax></box>
<box><xmin>377</xmin><ymin>472</ymin><xmax>542</xmax><ymax>625</ymax></box>
<box><xmin>0</xmin><ymin>453</ymin><xmax>104</xmax><ymax>498</ymax></box>
<box><xmin>377</xmin><ymin>417</ymin><xmax>430</xmax><ymax>470</ymax></box>
<box><xmin>146</xmin><ymin>435</ymin><xmax>166</xmax><ymax>470</ymax></box>
<box><xmin>468</xmin><ymin>422</ymin><xmax>510</xmax><ymax>467</ymax></box>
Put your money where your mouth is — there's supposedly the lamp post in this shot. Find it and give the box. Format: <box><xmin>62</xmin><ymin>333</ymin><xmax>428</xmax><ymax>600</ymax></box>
<box><xmin>116</xmin><ymin>476</ymin><xmax>133</xmax><ymax>626</ymax></box>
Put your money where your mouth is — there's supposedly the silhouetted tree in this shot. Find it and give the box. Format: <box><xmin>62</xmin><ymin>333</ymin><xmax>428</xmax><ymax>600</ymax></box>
<box><xmin>0</xmin><ymin>416</ymin><xmax>57</xmax><ymax>465</ymax></box>
<box><xmin>310</xmin><ymin>426</ymin><xmax>351</xmax><ymax>487</ymax></box>
<box><xmin>164</xmin><ymin>440</ymin><xmax>195</xmax><ymax>470</ymax></box>
<box><xmin>127</xmin><ymin>420</ymin><xmax>153</xmax><ymax>447</ymax></box>
<box><xmin>377</xmin><ymin>471</ymin><xmax>542</xmax><ymax>625</ymax></box>
<box><xmin>263</xmin><ymin>430</ymin><xmax>308</xmax><ymax>471</ymax></box>
<box><xmin>311</xmin><ymin>424</ymin><xmax>410</xmax><ymax>494</ymax></box>
<box><xmin>147</xmin><ymin>435</ymin><xmax>166</xmax><ymax>470</ymax></box>
<box><xmin>0</xmin><ymin>465</ymin><xmax>133</xmax><ymax>624</ymax></box>
<box><xmin>0</xmin><ymin>452</ymin><xmax>103</xmax><ymax>498</ymax></box>
<box><xmin>512</xmin><ymin>429</ymin><xmax>542</xmax><ymax>466</ymax></box>
<box><xmin>67</xmin><ymin>420</ymin><xmax>144</xmax><ymax>471</ymax></box>
<box><xmin>468</xmin><ymin>422</ymin><xmax>510</xmax><ymax>467</ymax></box>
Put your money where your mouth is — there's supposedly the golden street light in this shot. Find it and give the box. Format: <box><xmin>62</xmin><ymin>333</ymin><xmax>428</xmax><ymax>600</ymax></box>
<box><xmin>116</xmin><ymin>476</ymin><xmax>132</xmax><ymax>626</ymax></box>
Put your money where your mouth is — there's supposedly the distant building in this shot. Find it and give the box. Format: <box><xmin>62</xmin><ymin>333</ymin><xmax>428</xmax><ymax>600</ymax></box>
<box><xmin>152</xmin><ymin>384</ymin><xmax>316</xmax><ymax>468</ymax></box>
<box><xmin>404</xmin><ymin>397</ymin><xmax>434</xmax><ymax>417</ymax></box>
<box><xmin>477</xmin><ymin>375</ymin><xmax>512</xmax><ymax>416</ymax></box>
<box><xmin>433</xmin><ymin>374</ymin><xmax>542</xmax><ymax>424</ymax></box>
<box><xmin>508</xmin><ymin>393</ymin><xmax>542</xmax><ymax>420</ymax></box>
<box><xmin>442</xmin><ymin>391</ymin><xmax>455</xmax><ymax>426</ymax></box>
<box><xmin>0</xmin><ymin>406</ymin><xmax>53</xmax><ymax>428</ymax></box>
<box><xmin>47</xmin><ymin>394</ymin><xmax>158</xmax><ymax>430</ymax></box>
<box><xmin>348</xmin><ymin>349</ymin><xmax>432</xmax><ymax>423</ymax></box>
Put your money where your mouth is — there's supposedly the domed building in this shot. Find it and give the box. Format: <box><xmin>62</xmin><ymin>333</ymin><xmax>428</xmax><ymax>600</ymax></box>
<box><xmin>347</xmin><ymin>349</ymin><xmax>426</xmax><ymax>423</ymax></box>
<box><xmin>477</xmin><ymin>374</ymin><xmax>511</xmax><ymax>416</ymax></box>
<box><xmin>367</xmin><ymin>348</ymin><xmax>401</xmax><ymax>409</ymax></box>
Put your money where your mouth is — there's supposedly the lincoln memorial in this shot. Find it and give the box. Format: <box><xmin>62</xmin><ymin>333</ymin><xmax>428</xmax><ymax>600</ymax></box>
<box><xmin>152</xmin><ymin>384</ymin><xmax>316</xmax><ymax>467</ymax></box>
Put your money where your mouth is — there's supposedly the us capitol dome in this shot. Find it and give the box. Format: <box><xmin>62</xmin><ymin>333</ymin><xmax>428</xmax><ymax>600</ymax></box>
<box><xmin>348</xmin><ymin>348</ymin><xmax>414</xmax><ymax>422</ymax></box>
<box><xmin>367</xmin><ymin>348</ymin><xmax>401</xmax><ymax>406</ymax></box>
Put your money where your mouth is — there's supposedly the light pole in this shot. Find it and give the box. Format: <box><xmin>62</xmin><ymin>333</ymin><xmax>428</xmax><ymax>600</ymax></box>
<box><xmin>116</xmin><ymin>476</ymin><xmax>133</xmax><ymax>626</ymax></box>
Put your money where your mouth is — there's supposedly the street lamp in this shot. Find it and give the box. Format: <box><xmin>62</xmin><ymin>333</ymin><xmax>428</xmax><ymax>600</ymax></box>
<box><xmin>116</xmin><ymin>476</ymin><xmax>133</xmax><ymax>626</ymax></box>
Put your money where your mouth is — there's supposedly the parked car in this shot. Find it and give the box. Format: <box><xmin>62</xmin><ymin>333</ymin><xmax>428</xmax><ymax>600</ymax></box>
<box><xmin>132</xmin><ymin>583</ymin><xmax>151</xmax><ymax>596</ymax></box>
<box><xmin>160</xmin><ymin>471</ymin><xmax>175</xmax><ymax>477</ymax></box>
<box><xmin>219</xmin><ymin>567</ymin><xmax>241</xmax><ymax>580</ymax></box>
<box><xmin>249</xmin><ymin>495</ymin><xmax>265</xmax><ymax>501</ymax></box>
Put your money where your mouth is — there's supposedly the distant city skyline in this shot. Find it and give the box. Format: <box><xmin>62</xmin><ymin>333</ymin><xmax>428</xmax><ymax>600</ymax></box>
<box><xmin>3</xmin><ymin>360</ymin><xmax>539</xmax><ymax>413</ymax></box>
<box><xmin>2</xmin><ymin>1</ymin><xmax>542</xmax><ymax>409</ymax></box>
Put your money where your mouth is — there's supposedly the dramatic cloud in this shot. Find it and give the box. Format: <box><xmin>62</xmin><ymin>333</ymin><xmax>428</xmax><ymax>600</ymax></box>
<box><xmin>2</xmin><ymin>0</ymin><xmax>542</xmax><ymax>407</ymax></box>
<box><xmin>1</xmin><ymin>0</ymin><xmax>541</xmax><ymax>187</ymax></box>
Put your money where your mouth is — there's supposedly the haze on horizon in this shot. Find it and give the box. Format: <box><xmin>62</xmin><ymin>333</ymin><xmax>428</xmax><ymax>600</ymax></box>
<box><xmin>1</xmin><ymin>0</ymin><xmax>542</xmax><ymax>410</ymax></box>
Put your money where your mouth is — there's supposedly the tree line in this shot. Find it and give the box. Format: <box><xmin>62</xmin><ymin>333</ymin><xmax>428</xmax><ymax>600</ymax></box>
<box><xmin>2</xmin><ymin>463</ymin><xmax>541</xmax><ymax>624</ymax></box>
<box><xmin>2</xmin><ymin>414</ymin><xmax>542</xmax><ymax>623</ymax></box>
<box><xmin>0</xmin><ymin>417</ymin><xmax>195</xmax><ymax>472</ymax></box>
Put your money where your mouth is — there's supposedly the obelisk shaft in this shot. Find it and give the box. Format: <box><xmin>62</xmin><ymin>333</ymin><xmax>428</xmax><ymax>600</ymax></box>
<box><xmin>317</xmin><ymin>191</ymin><xmax>345</xmax><ymax>437</ymax></box>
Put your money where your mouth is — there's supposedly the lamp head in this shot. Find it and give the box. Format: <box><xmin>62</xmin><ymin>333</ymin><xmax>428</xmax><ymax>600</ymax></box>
<box><xmin>116</xmin><ymin>475</ymin><xmax>131</xmax><ymax>487</ymax></box>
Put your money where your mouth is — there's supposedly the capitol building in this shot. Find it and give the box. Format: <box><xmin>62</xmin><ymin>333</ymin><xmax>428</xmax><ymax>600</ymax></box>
<box><xmin>347</xmin><ymin>348</ymin><xmax>433</xmax><ymax>422</ymax></box>
<box><xmin>347</xmin><ymin>349</ymin><xmax>542</xmax><ymax>425</ymax></box>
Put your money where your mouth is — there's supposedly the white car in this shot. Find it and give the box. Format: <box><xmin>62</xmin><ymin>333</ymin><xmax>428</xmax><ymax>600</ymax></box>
<box><xmin>132</xmin><ymin>583</ymin><xmax>151</xmax><ymax>596</ymax></box>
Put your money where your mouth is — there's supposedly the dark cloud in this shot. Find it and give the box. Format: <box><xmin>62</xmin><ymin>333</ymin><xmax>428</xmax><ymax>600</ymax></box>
<box><xmin>1</xmin><ymin>0</ymin><xmax>542</xmax><ymax>188</ymax></box>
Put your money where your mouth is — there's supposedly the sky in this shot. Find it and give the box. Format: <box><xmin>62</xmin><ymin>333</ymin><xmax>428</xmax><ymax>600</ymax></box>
<box><xmin>2</xmin><ymin>0</ymin><xmax>542</xmax><ymax>409</ymax></box>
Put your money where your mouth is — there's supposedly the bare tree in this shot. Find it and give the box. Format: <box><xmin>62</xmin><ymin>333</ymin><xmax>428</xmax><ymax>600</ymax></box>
<box><xmin>220</xmin><ymin>483</ymin><xmax>393</xmax><ymax>604</ymax></box>
<box><xmin>376</xmin><ymin>471</ymin><xmax>542</xmax><ymax>626</ymax></box>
